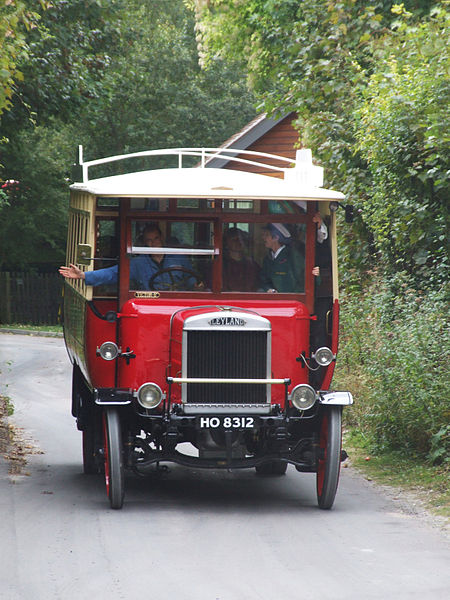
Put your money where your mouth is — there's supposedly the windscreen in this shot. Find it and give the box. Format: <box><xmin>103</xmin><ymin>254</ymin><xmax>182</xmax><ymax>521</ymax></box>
<box><xmin>91</xmin><ymin>216</ymin><xmax>308</xmax><ymax>295</ymax></box>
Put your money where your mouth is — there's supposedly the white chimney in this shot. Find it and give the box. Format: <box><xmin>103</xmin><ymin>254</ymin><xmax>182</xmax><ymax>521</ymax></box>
<box><xmin>284</xmin><ymin>149</ymin><xmax>324</xmax><ymax>188</ymax></box>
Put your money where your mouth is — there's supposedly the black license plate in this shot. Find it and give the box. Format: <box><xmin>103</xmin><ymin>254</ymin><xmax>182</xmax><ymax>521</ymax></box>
<box><xmin>198</xmin><ymin>416</ymin><xmax>255</xmax><ymax>429</ymax></box>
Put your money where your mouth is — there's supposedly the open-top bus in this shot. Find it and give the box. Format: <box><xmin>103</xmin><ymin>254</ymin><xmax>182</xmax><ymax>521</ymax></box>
<box><xmin>61</xmin><ymin>147</ymin><xmax>353</xmax><ymax>509</ymax></box>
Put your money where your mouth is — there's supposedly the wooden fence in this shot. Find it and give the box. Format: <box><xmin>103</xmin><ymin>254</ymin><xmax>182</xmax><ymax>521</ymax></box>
<box><xmin>0</xmin><ymin>272</ymin><xmax>62</xmax><ymax>325</ymax></box>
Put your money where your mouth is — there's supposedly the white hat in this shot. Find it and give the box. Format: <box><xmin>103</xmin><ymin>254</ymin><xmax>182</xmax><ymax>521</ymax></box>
<box><xmin>265</xmin><ymin>223</ymin><xmax>291</xmax><ymax>242</ymax></box>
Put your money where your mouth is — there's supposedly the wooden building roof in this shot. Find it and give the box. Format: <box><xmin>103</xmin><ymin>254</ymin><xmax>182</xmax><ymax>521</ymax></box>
<box><xmin>205</xmin><ymin>112</ymin><xmax>299</xmax><ymax>177</ymax></box>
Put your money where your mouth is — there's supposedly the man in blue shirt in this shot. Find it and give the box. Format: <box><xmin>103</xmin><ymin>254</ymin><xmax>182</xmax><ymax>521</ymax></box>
<box><xmin>59</xmin><ymin>223</ymin><xmax>196</xmax><ymax>290</ymax></box>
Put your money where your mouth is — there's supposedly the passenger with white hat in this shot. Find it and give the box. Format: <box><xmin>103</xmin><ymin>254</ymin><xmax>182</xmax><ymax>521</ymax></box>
<box><xmin>260</xmin><ymin>223</ymin><xmax>319</xmax><ymax>293</ymax></box>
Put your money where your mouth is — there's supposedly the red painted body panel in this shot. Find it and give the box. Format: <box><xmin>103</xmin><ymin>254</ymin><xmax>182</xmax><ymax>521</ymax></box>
<box><xmin>84</xmin><ymin>300</ymin><xmax>117</xmax><ymax>389</ymax></box>
<box><xmin>109</xmin><ymin>298</ymin><xmax>312</xmax><ymax>410</ymax></box>
<box><xmin>65</xmin><ymin>292</ymin><xmax>337</xmax><ymax>398</ymax></box>
<box><xmin>321</xmin><ymin>299</ymin><xmax>339</xmax><ymax>390</ymax></box>
<box><xmin>64</xmin><ymin>291</ymin><xmax>118</xmax><ymax>389</ymax></box>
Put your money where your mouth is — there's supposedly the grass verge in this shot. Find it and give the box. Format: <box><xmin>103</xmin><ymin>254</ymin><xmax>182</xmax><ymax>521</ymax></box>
<box><xmin>0</xmin><ymin>323</ymin><xmax>63</xmax><ymax>335</ymax></box>
<box><xmin>344</xmin><ymin>430</ymin><xmax>450</xmax><ymax>519</ymax></box>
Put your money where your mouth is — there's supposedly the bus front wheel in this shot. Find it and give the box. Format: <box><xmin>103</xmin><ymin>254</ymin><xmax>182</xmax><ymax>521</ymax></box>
<box><xmin>316</xmin><ymin>406</ymin><xmax>342</xmax><ymax>510</ymax></box>
<box><xmin>103</xmin><ymin>409</ymin><xmax>124</xmax><ymax>509</ymax></box>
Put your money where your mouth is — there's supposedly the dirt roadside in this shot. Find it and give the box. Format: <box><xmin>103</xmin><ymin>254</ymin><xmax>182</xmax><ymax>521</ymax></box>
<box><xmin>0</xmin><ymin>395</ymin><xmax>43</xmax><ymax>476</ymax></box>
<box><xmin>342</xmin><ymin>460</ymin><xmax>449</xmax><ymax>536</ymax></box>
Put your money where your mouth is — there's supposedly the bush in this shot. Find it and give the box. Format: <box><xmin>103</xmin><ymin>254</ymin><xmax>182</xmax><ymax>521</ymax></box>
<box><xmin>354</xmin><ymin>8</ymin><xmax>449</xmax><ymax>287</ymax></box>
<box><xmin>335</xmin><ymin>273</ymin><xmax>450</xmax><ymax>465</ymax></box>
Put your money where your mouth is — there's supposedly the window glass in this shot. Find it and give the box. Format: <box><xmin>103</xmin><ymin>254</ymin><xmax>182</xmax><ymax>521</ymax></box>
<box><xmin>176</xmin><ymin>198</ymin><xmax>215</xmax><ymax>211</ymax></box>
<box><xmin>267</xmin><ymin>200</ymin><xmax>306</xmax><ymax>214</ymax></box>
<box><xmin>97</xmin><ymin>197</ymin><xmax>119</xmax><ymax>210</ymax></box>
<box><xmin>130</xmin><ymin>220</ymin><xmax>214</xmax><ymax>292</ymax></box>
<box><xmin>92</xmin><ymin>218</ymin><xmax>119</xmax><ymax>296</ymax></box>
<box><xmin>90</xmin><ymin>217</ymin><xmax>307</xmax><ymax>296</ymax></box>
<box><xmin>222</xmin><ymin>199</ymin><xmax>256</xmax><ymax>212</ymax></box>
<box><xmin>222</xmin><ymin>222</ymin><xmax>306</xmax><ymax>293</ymax></box>
<box><xmin>130</xmin><ymin>198</ymin><xmax>168</xmax><ymax>211</ymax></box>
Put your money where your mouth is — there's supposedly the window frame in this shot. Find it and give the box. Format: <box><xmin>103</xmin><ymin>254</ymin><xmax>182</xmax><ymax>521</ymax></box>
<box><xmin>115</xmin><ymin>201</ymin><xmax>317</xmax><ymax>309</ymax></box>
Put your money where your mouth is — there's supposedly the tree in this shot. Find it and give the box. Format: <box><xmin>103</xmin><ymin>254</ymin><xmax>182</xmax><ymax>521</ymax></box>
<box><xmin>355</xmin><ymin>6</ymin><xmax>449</xmax><ymax>285</ymax></box>
<box><xmin>0</xmin><ymin>122</ymin><xmax>75</xmax><ymax>269</ymax></box>
<box><xmin>195</xmin><ymin>1</ymin><xmax>445</xmax><ymax>285</ymax></box>
<box><xmin>2</xmin><ymin>0</ymin><xmax>122</xmax><ymax>127</ymax></box>
<box><xmin>0</xmin><ymin>0</ymin><xmax>45</xmax><ymax>116</ymax></box>
<box><xmin>0</xmin><ymin>0</ymin><xmax>256</xmax><ymax>269</ymax></box>
<box><xmin>80</xmin><ymin>0</ymin><xmax>256</xmax><ymax>162</ymax></box>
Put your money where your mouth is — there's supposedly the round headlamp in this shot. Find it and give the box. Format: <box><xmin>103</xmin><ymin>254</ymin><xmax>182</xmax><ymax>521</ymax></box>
<box><xmin>312</xmin><ymin>346</ymin><xmax>335</xmax><ymax>367</ymax></box>
<box><xmin>290</xmin><ymin>384</ymin><xmax>316</xmax><ymax>411</ymax></box>
<box><xmin>137</xmin><ymin>383</ymin><xmax>163</xmax><ymax>409</ymax></box>
<box><xmin>97</xmin><ymin>341</ymin><xmax>120</xmax><ymax>361</ymax></box>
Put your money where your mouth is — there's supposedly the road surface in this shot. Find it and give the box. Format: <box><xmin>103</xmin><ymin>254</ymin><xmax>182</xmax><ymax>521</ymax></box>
<box><xmin>0</xmin><ymin>333</ymin><xmax>449</xmax><ymax>600</ymax></box>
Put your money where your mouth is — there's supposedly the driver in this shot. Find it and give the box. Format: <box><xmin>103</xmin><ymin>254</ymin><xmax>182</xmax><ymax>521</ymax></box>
<box><xmin>59</xmin><ymin>223</ymin><xmax>196</xmax><ymax>290</ymax></box>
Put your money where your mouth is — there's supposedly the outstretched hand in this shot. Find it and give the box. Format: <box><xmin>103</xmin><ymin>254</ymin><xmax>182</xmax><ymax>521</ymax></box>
<box><xmin>59</xmin><ymin>263</ymin><xmax>85</xmax><ymax>280</ymax></box>
<box><xmin>312</xmin><ymin>212</ymin><xmax>323</xmax><ymax>227</ymax></box>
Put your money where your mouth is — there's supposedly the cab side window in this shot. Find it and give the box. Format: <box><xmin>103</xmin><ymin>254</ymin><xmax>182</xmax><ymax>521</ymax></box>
<box><xmin>93</xmin><ymin>218</ymin><xmax>119</xmax><ymax>296</ymax></box>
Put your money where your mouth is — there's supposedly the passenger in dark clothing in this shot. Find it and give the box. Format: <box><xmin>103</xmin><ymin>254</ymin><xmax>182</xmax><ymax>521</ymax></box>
<box><xmin>260</xmin><ymin>223</ymin><xmax>320</xmax><ymax>293</ymax></box>
<box><xmin>222</xmin><ymin>227</ymin><xmax>260</xmax><ymax>292</ymax></box>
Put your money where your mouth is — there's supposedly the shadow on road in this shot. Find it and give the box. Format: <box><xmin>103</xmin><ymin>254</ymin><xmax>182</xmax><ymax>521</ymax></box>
<box><xmin>57</xmin><ymin>462</ymin><xmax>320</xmax><ymax>514</ymax></box>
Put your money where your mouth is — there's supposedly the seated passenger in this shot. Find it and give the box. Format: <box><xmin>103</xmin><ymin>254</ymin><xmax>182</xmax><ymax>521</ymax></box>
<box><xmin>260</xmin><ymin>224</ymin><xmax>320</xmax><ymax>293</ymax></box>
<box><xmin>59</xmin><ymin>223</ymin><xmax>196</xmax><ymax>290</ymax></box>
<box><xmin>222</xmin><ymin>227</ymin><xmax>260</xmax><ymax>292</ymax></box>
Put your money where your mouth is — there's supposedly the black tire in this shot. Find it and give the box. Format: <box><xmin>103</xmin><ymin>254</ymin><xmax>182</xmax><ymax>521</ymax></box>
<box><xmin>82</xmin><ymin>423</ymin><xmax>98</xmax><ymax>474</ymax></box>
<box><xmin>316</xmin><ymin>406</ymin><xmax>342</xmax><ymax>510</ymax></box>
<box><xmin>255</xmin><ymin>461</ymin><xmax>288</xmax><ymax>475</ymax></box>
<box><xmin>103</xmin><ymin>409</ymin><xmax>125</xmax><ymax>509</ymax></box>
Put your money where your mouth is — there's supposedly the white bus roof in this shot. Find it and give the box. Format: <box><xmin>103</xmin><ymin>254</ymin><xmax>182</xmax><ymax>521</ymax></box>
<box><xmin>70</xmin><ymin>147</ymin><xmax>345</xmax><ymax>202</ymax></box>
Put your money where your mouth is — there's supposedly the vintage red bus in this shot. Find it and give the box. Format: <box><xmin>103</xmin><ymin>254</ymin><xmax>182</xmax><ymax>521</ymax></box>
<box><xmin>61</xmin><ymin>147</ymin><xmax>353</xmax><ymax>509</ymax></box>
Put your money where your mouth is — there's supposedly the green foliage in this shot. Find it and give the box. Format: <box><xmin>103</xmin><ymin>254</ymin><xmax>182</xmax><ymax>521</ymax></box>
<box><xmin>0</xmin><ymin>0</ymin><xmax>256</xmax><ymax>269</ymax></box>
<box><xmin>4</xmin><ymin>0</ymin><xmax>122</xmax><ymax>125</ymax></box>
<box><xmin>0</xmin><ymin>0</ymin><xmax>45</xmax><ymax>115</ymax></box>
<box><xmin>0</xmin><ymin>121</ymin><xmax>75</xmax><ymax>269</ymax></box>
<box><xmin>196</xmin><ymin>1</ymin><xmax>401</xmax><ymax>185</ymax></box>
<box><xmin>0</xmin><ymin>188</ymin><xmax>9</xmax><ymax>210</ymax></box>
<box><xmin>197</xmin><ymin>1</ymin><xmax>447</xmax><ymax>287</ymax></box>
<box><xmin>336</xmin><ymin>274</ymin><xmax>450</xmax><ymax>465</ymax></box>
<box><xmin>80</xmin><ymin>0</ymin><xmax>256</xmax><ymax>161</ymax></box>
<box><xmin>355</xmin><ymin>7</ymin><xmax>449</xmax><ymax>286</ymax></box>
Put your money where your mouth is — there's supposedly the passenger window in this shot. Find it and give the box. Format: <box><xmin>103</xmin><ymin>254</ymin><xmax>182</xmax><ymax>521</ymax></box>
<box><xmin>222</xmin><ymin>222</ymin><xmax>306</xmax><ymax>293</ymax></box>
<box><xmin>267</xmin><ymin>200</ymin><xmax>306</xmax><ymax>214</ymax></box>
<box><xmin>130</xmin><ymin>198</ymin><xmax>169</xmax><ymax>211</ymax></box>
<box><xmin>129</xmin><ymin>220</ymin><xmax>214</xmax><ymax>292</ymax></box>
<box><xmin>92</xmin><ymin>219</ymin><xmax>119</xmax><ymax>297</ymax></box>
<box><xmin>176</xmin><ymin>199</ymin><xmax>215</xmax><ymax>212</ymax></box>
<box><xmin>223</xmin><ymin>200</ymin><xmax>257</xmax><ymax>213</ymax></box>
<box><xmin>222</xmin><ymin>225</ymin><xmax>260</xmax><ymax>292</ymax></box>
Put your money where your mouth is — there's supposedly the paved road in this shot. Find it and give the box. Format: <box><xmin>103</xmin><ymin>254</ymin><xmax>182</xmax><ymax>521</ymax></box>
<box><xmin>0</xmin><ymin>333</ymin><xmax>449</xmax><ymax>600</ymax></box>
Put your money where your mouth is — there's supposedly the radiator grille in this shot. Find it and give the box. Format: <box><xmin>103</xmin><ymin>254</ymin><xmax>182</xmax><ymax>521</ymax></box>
<box><xmin>185</xmin><ymin>330</ymin><xmax>268</xmax><ymax>404</ymax></box>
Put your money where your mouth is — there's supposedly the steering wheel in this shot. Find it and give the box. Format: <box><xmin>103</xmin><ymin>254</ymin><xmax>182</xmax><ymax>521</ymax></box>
<box><xmin>148</xmin><ymin>266</ymin><xmax>204</xmax><ymax>291</ymax></box>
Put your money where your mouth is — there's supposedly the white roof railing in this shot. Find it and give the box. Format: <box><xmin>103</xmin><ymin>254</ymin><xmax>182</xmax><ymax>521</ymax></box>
<box><xmin>70</xmin><ymin>145</ymin><xmax>344</xmax><ymax>202</ymax></box>
<box><xmin>74</xmin><ymin>146</ymin><xmax>320</xmax><ymax>185</ymax></box>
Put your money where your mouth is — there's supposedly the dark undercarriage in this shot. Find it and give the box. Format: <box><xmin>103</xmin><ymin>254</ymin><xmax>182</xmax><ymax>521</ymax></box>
<box><xmin>79</xmin><ymin>395</ymin><xmax>328</xmax><ymax>474</ymax></box>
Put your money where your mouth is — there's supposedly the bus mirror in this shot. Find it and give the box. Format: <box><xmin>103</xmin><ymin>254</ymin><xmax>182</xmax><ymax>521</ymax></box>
<box><xmin>330</xmin><ymin>201</ymin><xmax>354</xmax><ymax>223</ymax></box>
<box><xmin>345</xmin><ymin>205</ymin><xmax>354</xmax><ymax>223</ymax></box>
<box><xmin>76</xmin><ymin>244</ymin><xmax>93</xmax><ymax>265</ymax></box>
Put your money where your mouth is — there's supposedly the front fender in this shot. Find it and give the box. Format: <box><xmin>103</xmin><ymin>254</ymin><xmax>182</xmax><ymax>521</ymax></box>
<box><xmin>319</xmin><ymin>391</ymin><xmax>353</xmax><ymax>405</ymax></box>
